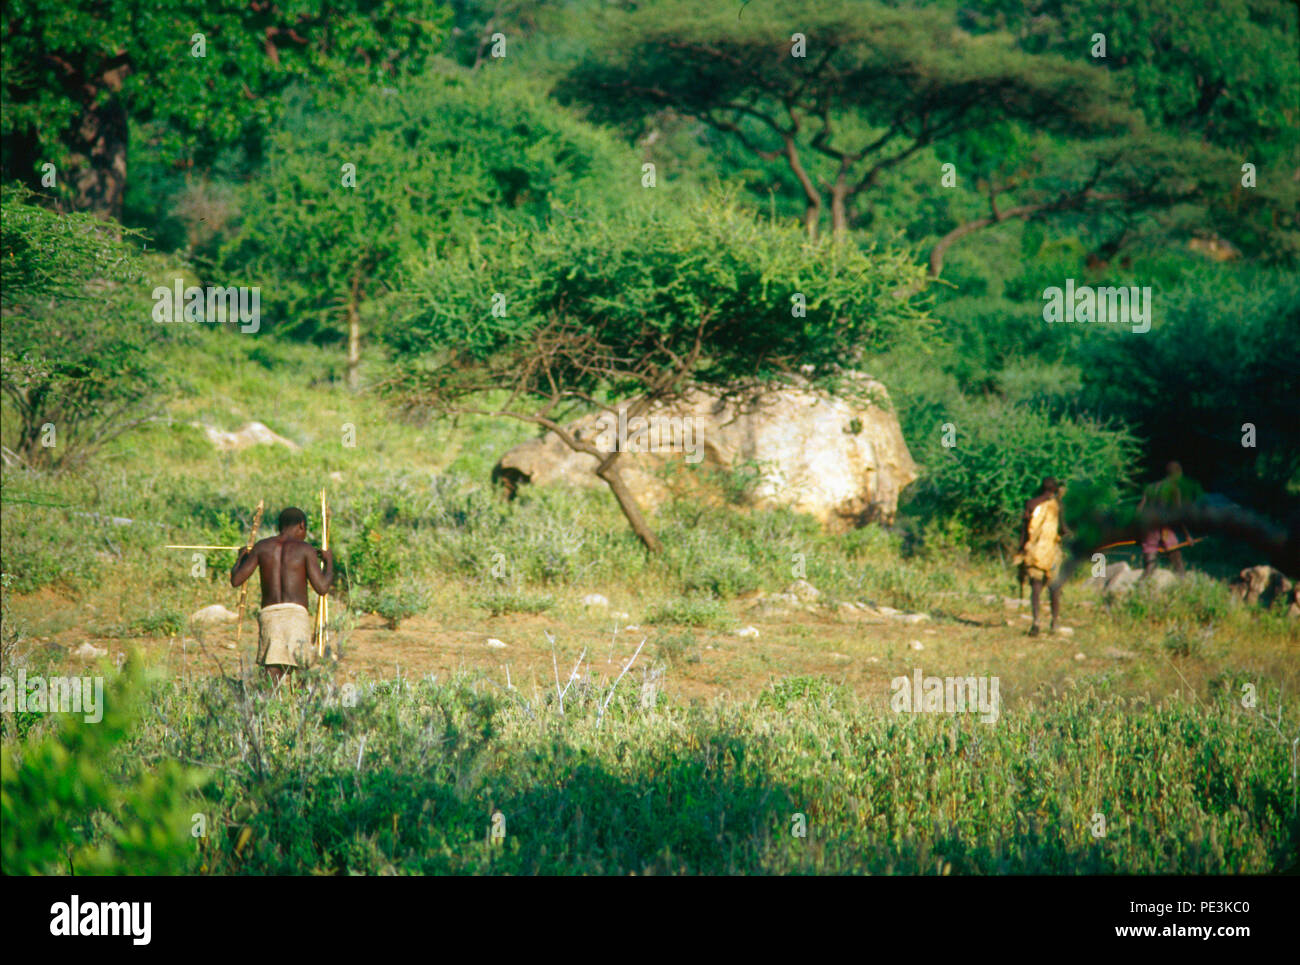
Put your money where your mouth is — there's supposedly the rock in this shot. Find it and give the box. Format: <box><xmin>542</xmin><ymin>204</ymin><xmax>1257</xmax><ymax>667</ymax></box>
<box><xmin>1147</xmin><ymin>569</ymin><xmax>1178</xmax><ymax>592</ymax></box>
<box><xmin>581</xmin><ymin>593</ymin><xmax>610</xmax><ymax>608</ymax></box>
<box><xmin>329</xmin><ymin>471</ymin><xmax>345</xmax><ymax>483</ymax></box>
<box><xmin>1003</xmin><ymin>597</ymin><xmax>1029</xmax><ymax>608</ymax></box>
<box><xmin>485</xmin><ymin>638</ymin><xmax>508</xmax><ymax>649</ymax></box>
<box><xmin>787</xmin><ymin>579</ymin><xmax>821</xmax><ymax>603</ymax></box>
<box><xmin>492</xmin><ymin>374</ymin><xmax>918</xmax><ymax>529</ymax></box>
<box><xmin>611</xmin><ymin>611</ymin><xmax>630</xmax><ymax>621</ymax></box>
<box><xmin>624</xmin><ymin>625</ymin><xmax>640</xmax><ymax>631</ymax></box>
<box><xmin>194</xmin><ymin>421</ymin><xmax>300</xmax><ymax>453</ymax></box>
<box><xmin>829</xmin><ymin>652</ymin><xmax>850</xmax><ymax>661</ymax></box>
<box><xmin>735</xmin><ymin>626</ymin><xmax>760</xmax><ymax>638</ymax></box>
<box><xmin>899</xmin><ymin>613</ymin><xmax>930</xmax><ymax>624</ymax></box>
<box><xmin>74</xmin><ymin>643</ymin><xmax>108</xmax><ymax>660</ymax></box>
<box><xmin>908</xmin><ymin>640</ymin><xmax>924</xmax><ymax>651</ymax></box>
<box><xmin>866</xmin><ymin>655</ymin><xmax>880</xmax><ymax>663</ymax></box>
<box><xmin>1104</xmin><ymin>647</ymin><xmax>1136</xmax><ymax>660</ymax></box>
<box><xmin>1229</xmin><ymin>565</ymin><xmax>1294</xmax><ymax>607</ymax></box>
<box><xmin>1102</xmin><ymin>561</ymin><xmax>1142</xmax><ymax>596</ymax></box>
<box><xmin>190</xmin><ymin>604</ymin><xmax>239</xmax><ymax>625</ymax></box>
<box><xmin>1074</xmin><ymin>652</ymin><xmax>1087</xmax><ymax>661</ymax></box>
<box><xmin>876</xmin><ymin>606</ymin><xmax>902</xmax><ymax>617</ymax></box>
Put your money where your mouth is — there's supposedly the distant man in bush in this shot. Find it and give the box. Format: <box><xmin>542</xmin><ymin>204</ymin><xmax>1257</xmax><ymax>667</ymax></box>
<box><xmin>230</xmin><ymin>507</ymin><xmax>334</xmax><ymax>683</ymax></box>
<box><xmin>1014</xmin><ymin>477</ymin><xmax>1070</xmax><ymax>636</ymax></box>
<box><xmin>1137</xmin><ymin>461</ymin><xmax>1203</xmax><ymax>579</ymax></box>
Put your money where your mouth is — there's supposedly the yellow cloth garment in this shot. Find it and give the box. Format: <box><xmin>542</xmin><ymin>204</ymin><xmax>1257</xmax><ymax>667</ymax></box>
<box><xmin>1015</xmin><ymin>498</ymin><xmax>1063</xmax><ymax>581</ymax></box>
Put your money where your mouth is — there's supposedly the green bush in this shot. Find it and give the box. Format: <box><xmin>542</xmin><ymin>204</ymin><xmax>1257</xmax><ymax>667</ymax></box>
<box><xmin>652</xmin><ymin>631</ymin><xmax>699</xmax><ymax>667</ymax></box>
<box><xmin>645</xmin><ymin>596</ymin><xmax>732</xmax><ymax>630</ymax></box>
<box><xmin>352</xmin><ymin>584</ymin><xmax>428</xmax><ymax>630</ymax></box>
<box><xmin>1</xmin><ymin>661</ymin><xmax>204</xmax><ymax>875</ymax></box>
<box><xmin>906</xmin><ymin>397</ymin><xmax>1140</xmax><ymax>549</ymax></box>
<box><xmin>346</xmin><ymin>515</ymin><xmax>401</xmax><ymax>593</ymax></box>
<box><xmin>470</xmin><ymin>587</ymin><xmax>556</xmax><ymax>617</ymax></box>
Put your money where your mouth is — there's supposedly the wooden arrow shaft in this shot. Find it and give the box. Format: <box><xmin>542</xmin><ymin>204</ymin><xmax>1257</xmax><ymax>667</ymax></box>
<box><xmin>316</xmin><ymin>488</ymin><xmax>330</xmax><ymax>658</ymax></box>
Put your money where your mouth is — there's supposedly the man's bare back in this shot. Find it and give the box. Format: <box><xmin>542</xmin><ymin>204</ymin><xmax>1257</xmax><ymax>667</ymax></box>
<box><xmin>231</xmin><ymin>512</ymin><xmax>333</xmax><ymax>607</ymax></box>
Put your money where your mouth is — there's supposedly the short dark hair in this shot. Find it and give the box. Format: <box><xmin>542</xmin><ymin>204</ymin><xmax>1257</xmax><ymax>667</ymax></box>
<box><xmin>1040</xmin><ymin>476</ymin><xmax>1061</xmax><ymax>495</ymax></box>
<box><xmin>278</xmin><ymin>507</ymin><xmax>307</xmax><ymax>532</ymax></box>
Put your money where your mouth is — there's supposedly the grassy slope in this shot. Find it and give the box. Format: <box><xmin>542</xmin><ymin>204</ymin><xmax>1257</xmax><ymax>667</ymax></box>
<box><xmin>2</xmin><ymin>330</ymin><xmax>1297</xmax><ymax>873</ymax></box>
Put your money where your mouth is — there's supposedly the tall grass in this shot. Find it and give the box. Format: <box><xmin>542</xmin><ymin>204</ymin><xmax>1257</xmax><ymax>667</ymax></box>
<box><xmin>7</xmin><ymin>662</ymin><xmax>1293</xmax><ymax>875</ymax></box>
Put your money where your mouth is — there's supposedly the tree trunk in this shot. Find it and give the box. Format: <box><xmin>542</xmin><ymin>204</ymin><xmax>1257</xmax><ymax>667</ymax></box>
<box><xmin>830</xmin><ymin>172</ymin><xmax>850</xmax><ymax>242</ymax></box>
<box><xmin>596</xmin><ymin>452</ymin><xmax>663</xmax><ymax>553</ymax></box>
<box><xmin>346</xmin><ymin>268</ymin><xmax>363</xmax><ymax>390</ymax></box>
<box><xmin>70</xmin><ymin>94</ymin><xmax>128</xmax><ymax>222</ymax></box>
<box><xmin>783</xmin><ymin>136</ymin><xmax>821</xmax><ymax>241</ymax></box>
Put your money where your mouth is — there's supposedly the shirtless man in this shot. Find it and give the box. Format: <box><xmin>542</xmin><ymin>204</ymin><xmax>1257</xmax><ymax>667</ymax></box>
<box><xmin>230</xmin><ymin>506</ymin><xmax>334</xmax><ymax>682</ymax></box>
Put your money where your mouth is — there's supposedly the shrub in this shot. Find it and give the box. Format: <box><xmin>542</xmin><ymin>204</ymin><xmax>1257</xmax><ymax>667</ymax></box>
<box><xmin>470</xmin><ymin>587</ymin><xmax>556</xmax><ymax>617</ymax></box>
<box><xmin>906</xmin><ymin>397</ymin><xmax>1139</xmax><ymax>549</ymax></box>
<box><xmin>645</xmin><ymin>596</ymin><xmax>732</xmax><ymax>630</ymax></box>
<box><xmin>346</xmin><ymin>515</ymin><xmax>401</xmax><ymax>593</ymax></box>
<box><xmin>653</xmin><ymin>631</ymin><xmax>699</xmax><ymax>667</ymax></box>
<box><xmin>0</xmin><ymin>661</ymin><xmax>204</xmax><ymax>875</ymax></box>
<box><xmin>0</xmin><ymin>184</ymin><xmax>169</xmax><ymax>470</ymax></box>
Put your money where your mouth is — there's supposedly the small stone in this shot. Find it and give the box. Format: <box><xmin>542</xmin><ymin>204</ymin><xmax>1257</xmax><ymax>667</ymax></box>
<box><xmin>787</xmin><ymin>579</ymin><xmax>821</xmax><ymax>603</ymax></box>
<box><xmin>581</xmin><ymin>593</ymin><xmax>610</xmax><ymax>608</ymax></box>
<box><xmin>624</xmin><ymin>625</ymin><xmax>640</xmax><ymax>631</ymax></box>
<box><xmin>74</xmin><ymin>643</ymin><xmax>108</xmax><ymax>660</ymax></box>
<box><xmin>611</xmin><ymin>611</ymin><xmax>630</xmax><ymax>621</ymax></box>
<box><xmin>1104</xmin><ymin>647</ymin><xmax>1136</xmax><ymax>660</ymax></box>
<box><xmin>829</xmin><ymin>652</ymin><xmax>850</xmax><ymax>660</ymax></box>
<box><xmin>900</xmin><ymin>613</ymin><xmax>930</xmax><ymax>624</ymax></box>
<box><xmin>190</xmin><ymin>604</ymin><xmax>239</xmax><ymax>625</ymax></box>
<box><xmin>909</xmin><ymin>640</ymin><xmax>924</xmax><ymax>651</ymax></box>
<box><xmin>1073</xmin><ymin>652</ymin><xmax>1087</xmax><ymax>661</ymax></box>
<box><xmin>1055</xmin><ymin>626</ymin><xmax>1075</xmax><ymax>637</ymax></box>
<box><xmin>486</xmin><ymin>638</ymin><xmax>508</xmax><ymax>649</ymax></box>
<box><xmin>735</xmin><ymin>626</ymin><xmax>760</xmax><ymax>638</ymax></box>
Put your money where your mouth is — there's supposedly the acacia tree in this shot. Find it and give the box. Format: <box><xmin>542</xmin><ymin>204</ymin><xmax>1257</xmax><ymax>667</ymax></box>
<box><xmin>0</xmin><ymin>184</ymin><xmax>164</xmax><ymax>468</ymax></box>
<box><xmin>389</xmin><ymin>192</ymin><xmax>929</xmax><ymax>551</ymax></box>
<box><xmin>918</xmin><ymin>123</ymin><xmax>1233</xmax><ymax>282</ymax></box>
<box><xmin>556</xmin><ymin>0</ymin><xmax>1133</xmax><ymax>245</ymax></box>
<box><xmin>222</xmin><ymin>74</ymin><xmax>633</xmax><ymax>388</ymax></box>
<box><xmin>1</xmin><ymin>0</ymin><xmax>452</xmax><ymax>220</ymax></box>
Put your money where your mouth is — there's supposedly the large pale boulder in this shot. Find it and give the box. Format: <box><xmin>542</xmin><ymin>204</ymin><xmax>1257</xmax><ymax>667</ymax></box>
<box><xmin>492</xmin><ymin>376</ymin><xmax>917</xmax><ymax>528</ymax></box>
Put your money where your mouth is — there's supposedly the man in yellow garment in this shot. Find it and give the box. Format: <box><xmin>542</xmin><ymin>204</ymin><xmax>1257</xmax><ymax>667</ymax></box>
<box><xmin>1014</xmin><ymin>477</ymin><xmax>1069</xmax><ymax>637</ymax></box>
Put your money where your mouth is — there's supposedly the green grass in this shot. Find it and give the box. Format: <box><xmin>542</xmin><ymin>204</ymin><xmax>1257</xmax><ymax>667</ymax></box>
<box><xmin>4</xmin><ymin>327</ymin><xmax>1298</xmax><ymax>876</ymax></box>
<box><xmin>5</xmin><ymin>661</ymin><xmax>1295</xmax><ymax>875</ymax></box>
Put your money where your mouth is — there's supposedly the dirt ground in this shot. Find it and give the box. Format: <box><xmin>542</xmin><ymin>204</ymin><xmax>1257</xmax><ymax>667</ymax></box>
<box><xmin>20</xmin><ymin>585</ymin><xmax>1293</xmax><ymax>709</ymax></box>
